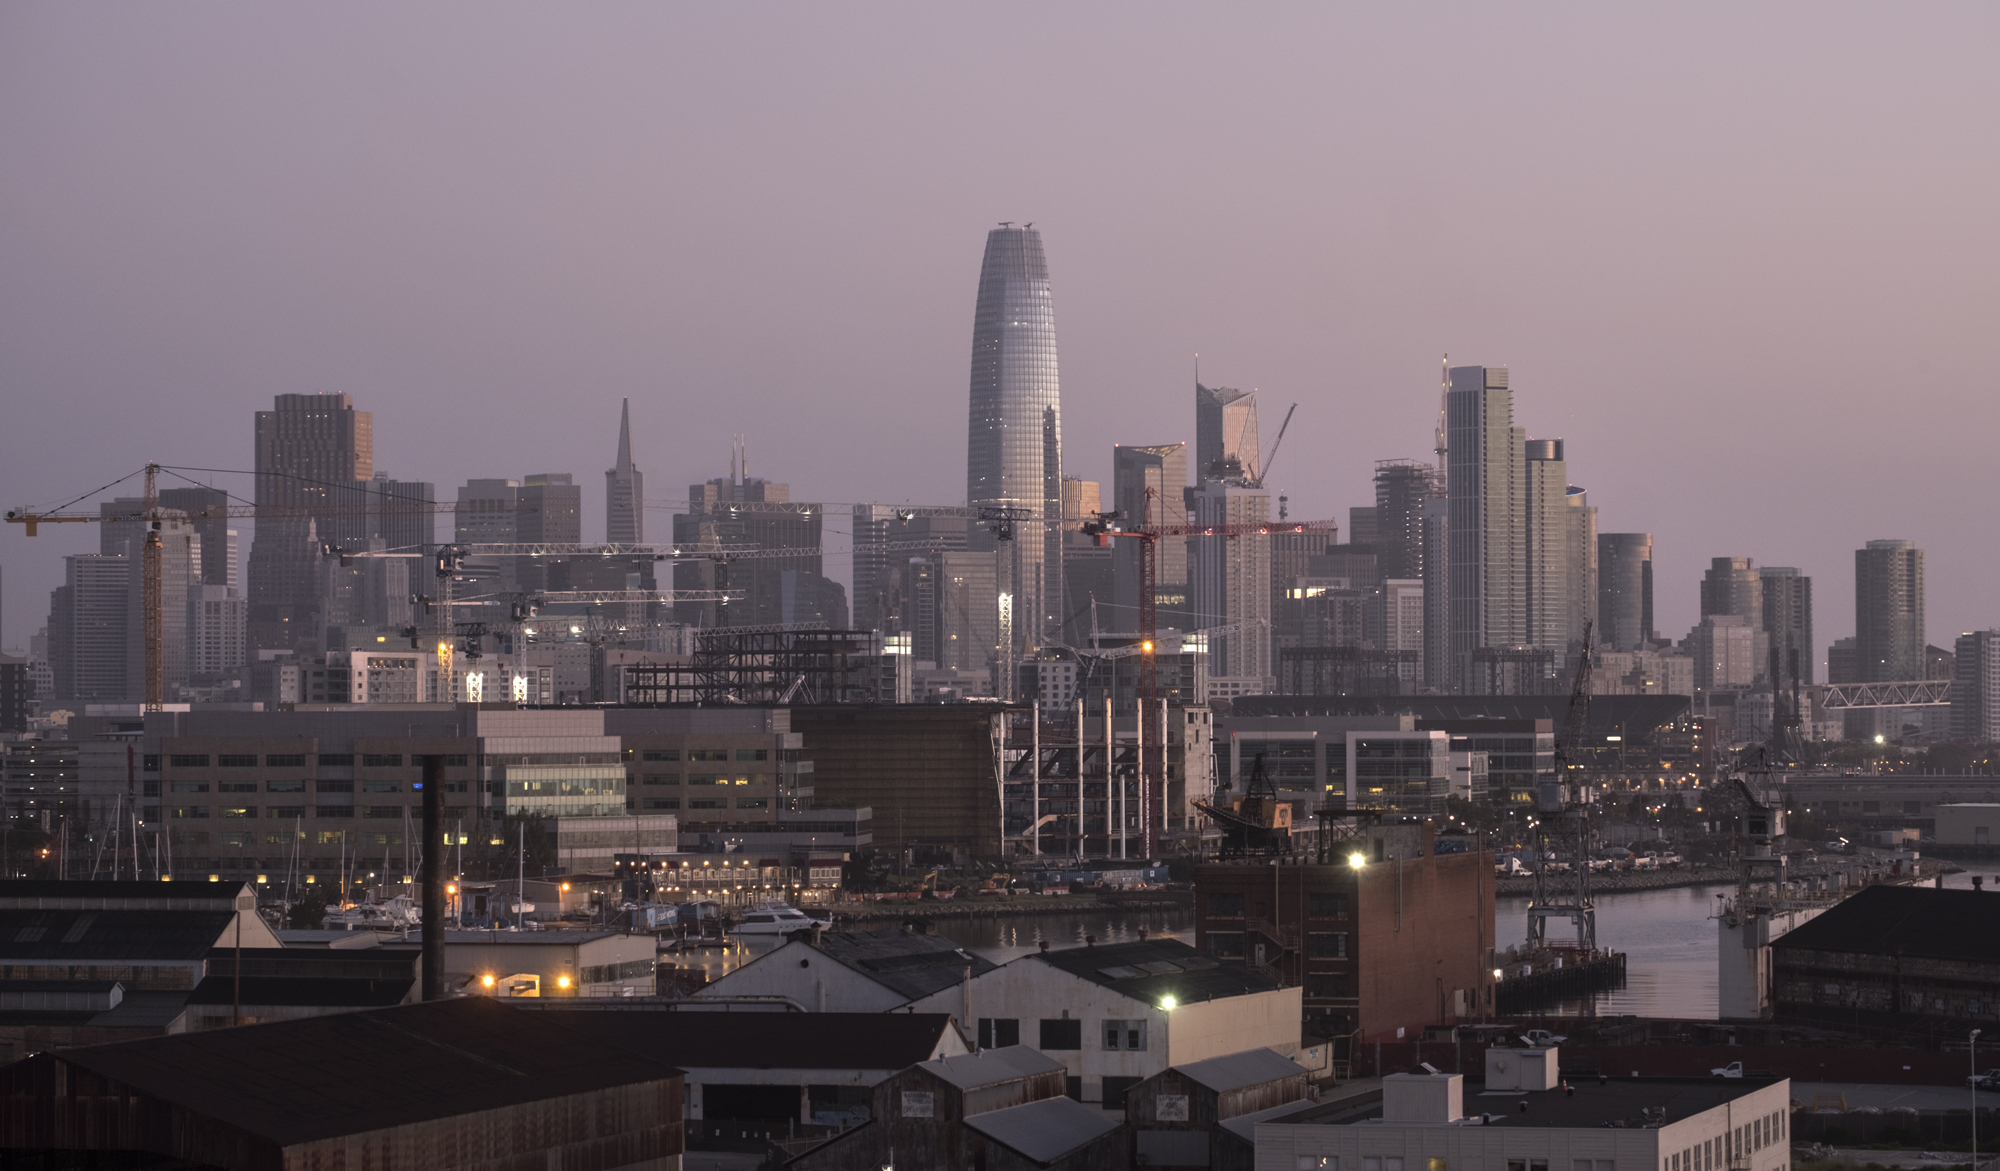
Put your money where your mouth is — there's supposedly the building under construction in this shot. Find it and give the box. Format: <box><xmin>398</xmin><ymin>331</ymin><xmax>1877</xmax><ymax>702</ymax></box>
<box><xmin>620</xmin><ymin>628</ymin><xmax>900</xmax><ymax>705</ymax></box>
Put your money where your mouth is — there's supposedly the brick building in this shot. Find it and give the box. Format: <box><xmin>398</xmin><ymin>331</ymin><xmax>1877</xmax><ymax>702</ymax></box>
<box><xmin>1193</xmin><ymin>820</ymin><xmax>1495</xmax><ymax>1044</ymax></box>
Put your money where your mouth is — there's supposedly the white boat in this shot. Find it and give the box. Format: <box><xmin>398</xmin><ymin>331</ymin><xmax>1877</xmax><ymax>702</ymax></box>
<box><xmin>728</xmin><ymin>904</ymin><xmax>830</xmax><ymax>936</ymax></box>
<box><xmin>322</xmin><ymin>894</ymin><xmax>422</xmax><ymax>931</ymax></box>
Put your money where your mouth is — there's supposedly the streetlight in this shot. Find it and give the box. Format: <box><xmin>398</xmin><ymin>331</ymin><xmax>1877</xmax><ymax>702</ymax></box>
<box><xmin>1974</xmin><ymin>1028</ymin><xmax>1983</xmax><ymax>1171</ymax></box>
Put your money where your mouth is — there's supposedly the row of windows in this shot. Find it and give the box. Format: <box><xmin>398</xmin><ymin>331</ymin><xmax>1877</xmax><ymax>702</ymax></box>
<box><xmin>638</xmin><ymin>748</ymin><xmax>769</xmax><ymax>762</ymax></box>
<box><xmin>639</xmin><ymin>774</ymin><xmax>772</xmax><ymax>787</ymax></box>
<box><xmin>1668</xmin><ymin>1110</ymin><xmax>1786</xmax><ymax>1171</ymax></box>
<box><xmin>169</xmin><ymin>805</ymin><xmax>452</xmax><ymax>820</ymax></box>
<box><xmin>1206</xmin><ymin>893</ymin><xmax>1349</xmax><ymax>918</ymax></box>
<box><xmin>161</xmin><ymin>753</ymin><xmax>468</xmax><ymax>769</ymax></box>
<box><xmin>167</xmin><ymin>780</ymin><xmax>408</xmax><ymax>794</ymax></box>
<box><xmin>641</xmin><ymin>797</ymin><xmax>767</xmax><ymax>811</ymax></box>
<box><xmin>1204</xmin><ymin>931</ymin><xmax>1349</xmax><ymax>961</ymax></box>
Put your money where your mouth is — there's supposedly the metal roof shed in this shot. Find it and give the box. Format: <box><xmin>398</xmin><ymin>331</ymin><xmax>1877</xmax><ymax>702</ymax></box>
<box><xmin>0</xmin><ymin>997</ymin><xmax>684</xmax><ymax>1170</ymax></box>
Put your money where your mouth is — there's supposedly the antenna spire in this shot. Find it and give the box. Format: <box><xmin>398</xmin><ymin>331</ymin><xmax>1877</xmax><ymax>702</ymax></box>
<box><xmin>1434</xmin><ymin>354</ymin><xmax>1450</xmax><ymax>476</ymax></box>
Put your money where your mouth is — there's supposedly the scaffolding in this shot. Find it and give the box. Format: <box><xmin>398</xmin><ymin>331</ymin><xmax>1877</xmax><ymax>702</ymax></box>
<box><xmin>620</xmin><ymin>628</ymin><xmax>883</xmax><ymax>705</ymax></box>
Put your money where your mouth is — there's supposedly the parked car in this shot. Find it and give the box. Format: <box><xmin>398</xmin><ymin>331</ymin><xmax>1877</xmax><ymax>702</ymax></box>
<box><xmin>1520</xmin><ymin>1029</ymin><xmax>1568</xmax><ymax>1047</ymax></box>
<box><xmin>1711</xmin><ymin>1062</ymin><xmax>1778</xmax><ymax>1079</ymax></box>
<box><xmin>1968</xmin><ymin>1068</ymin><xmax>2000</xmax><ymax>1091</ymax></box>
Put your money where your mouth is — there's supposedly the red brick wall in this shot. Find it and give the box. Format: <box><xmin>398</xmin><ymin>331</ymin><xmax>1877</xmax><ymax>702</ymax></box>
<box><xmin>1356</xmin><ymin>843</ymin><xmax>1496</xmax><ymax>1042</ymax></box>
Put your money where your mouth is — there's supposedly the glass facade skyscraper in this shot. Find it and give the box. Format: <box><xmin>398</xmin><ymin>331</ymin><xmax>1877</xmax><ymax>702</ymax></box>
<box><xmin>966</xmin><ymin>225</ymin><xmax>1062</xmax><ymax>665</ymax></box>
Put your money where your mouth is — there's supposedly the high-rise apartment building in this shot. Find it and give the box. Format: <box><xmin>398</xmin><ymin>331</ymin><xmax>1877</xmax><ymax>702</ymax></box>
<box><xmin>189</xmin><ymin>584</ymin><xmax>248</xmax><ymax>681</ymax></box>
<box><xmin>1697</xmin><ymin>557</ymin><xmax>1769</xmax><ymax>690</ymax></box>
<box><xmin>1445</xmin><ymin>366</ymin><xmax>1524</xmax><ymax>691</ymax></box>
<box><xmin>1597</xmin><ymin>534</ymin><xmax>1653</xmax><ymax>652</ymax></box>
<box><xmin>1111</xmin><ymin>443</ymin><xmax>1190</xmax><ymax>634</ymax></box>
<box><xmin>1855</xmin><ymin>539</ymin><xmax>1925</xmax><ymax>681</ymax></box>
<box><xmin>605</xmin><ymin>398</ymin><xmax>645</xmax><ymax>545</ymax></box>
<box><xmin>125</xmin><ymin>523</ymin><xmax>201</xmax><ymax>698</ymax></box>
<box><xmin>1951</xmin><ymin>630</ymin><xmax>2000</xmax><ymax>743</ymax></box>
<box><xmin>1565</xmin><ymin>486</ymin><xmax>1598</xmax><ymax>655</ymax></box>
<box><xmin>247</xmin><ymin>394</ymin><xmax>375</xmax><ymax>653</ymax></box>
<box><xmin>1760</xmin><ymin>568</ymin><xmax>1814</xmax><ymax>688</ymax></box>
<box><xmin>1421</xmin><ymin>497</ymin><xmax>1451</xmax><ymax>691</ymax></box>
<box><xmin>1058</xmin><ymin>477</ymin><xmax>1113</xmax><ymax>647</ymax></box>
<box><xmin>1195</xmin><ymin>383</ymin><xmax>1259</xmax><ymax>483</ymax></box>
<box><xmin>965</xmin><ymin>224</ymin><xmax>1062</xmax><ymax>671</ymax></box>
<box><xmin>1373</xmin><ymin>460</ymin><xmax>1441</xmax><ymax>583</ymax></box>
<box><xmin>1522</xmin><ymin>439</ymin><xmax>1571</xmax><ymax>656</ymax></box>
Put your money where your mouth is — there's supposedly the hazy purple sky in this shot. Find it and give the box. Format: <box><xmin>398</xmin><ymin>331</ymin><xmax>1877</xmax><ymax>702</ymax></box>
<box><xmin>4</xmin><ymin>4</ymin><xmax>1998</xmax><ymax>667</ymax></box>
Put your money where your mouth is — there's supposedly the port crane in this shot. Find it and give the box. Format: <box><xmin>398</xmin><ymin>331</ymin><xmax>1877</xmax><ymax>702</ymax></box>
<box><xmin>6</xmin><ymin>464</ymin><xmax>530</xmax><ymax>710</ymax></box>
<box><xmin>1528</xmin><ymin>620</ymin><xmax>1597</xmax><ymax>953</ymax></box>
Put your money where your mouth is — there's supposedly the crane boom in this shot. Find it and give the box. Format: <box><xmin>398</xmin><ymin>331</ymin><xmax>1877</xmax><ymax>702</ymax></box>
<box><xmin>1252</xmin><ymin>403</ymin><xmax>1299</xmax><ymax>488</ymax></box>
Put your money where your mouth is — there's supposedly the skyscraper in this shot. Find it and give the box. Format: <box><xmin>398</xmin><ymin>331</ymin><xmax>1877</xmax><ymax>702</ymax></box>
<box><xmin>1111</xmin><ymin>443</ymin><xmax>1189</xmax><ymax>634</ymax></box>
<box><xmin>1195</xmin><ymin>383</ymin><xmax>1259</xmax><ymax>483</ymax></box>
<box><xmin>1597</xmin><ymin>533</ymin><xmax>1654</xmax><ymax>652</ymax></box>
<box><xmin>1760</xmin><ymin>567</ymin><xmax>1814</xmax><ymax>687</ymax></box>
<box><xmin>1564</xmin><ymin>486</ymin><xmax>1598</xmax><ymax>654</ymax></box>
<box><xmin>1445</xmin><ymin>365</ymin><xmax>1524</xmax><ymax>691</ymax></box>
<box><xmin>605</xmin><ymin>398</ymin><xmax>644</xmax><ymax>544</ymax></box>
<box><xmin>1373</xmin><ymin>460</ymin><xmax>1442</xmax><ymax>583</ymax></box>
<box><xmin>1522</xmin><ymin>439</ymin><xmax>1570</xmax><ymax>655</ymax></box>
<box><xmin>247</xmin><ymin>393</ymin><xmax>374</xmax><ymax>653</ymax></box>
<box><xmin>1855</xmin><ymin>539</ymin><xmax>1925</xmax><ymax>681</ymax></box>
<box><xmin>1951</xmin><ymin>630</ymin><xmax>2000</xmax><ymax>743</ymax></box>
<box><xmin>47</xmin><ymin>554</ymin><xmax>129</xmax><ymax>702</ymax></box>
<box><xmin>966</xmin><ymin>224</ymin><xmax>1062</xmax><ymax>671</ymax></box>
<box><xmin>1190</xmin><ymin>481</ymin><xmax>1272</xmax><ymax>685</ymax></box>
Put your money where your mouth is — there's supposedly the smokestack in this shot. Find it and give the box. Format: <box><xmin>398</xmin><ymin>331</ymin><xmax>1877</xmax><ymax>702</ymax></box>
<box><xmin>420</xmin><ymin>754</ymin><xmax>444</xmax><ymax>1001</ymax></box>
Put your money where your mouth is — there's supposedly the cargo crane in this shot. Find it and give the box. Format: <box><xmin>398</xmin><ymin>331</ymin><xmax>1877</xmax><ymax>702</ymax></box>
<box><xmin>7</xmin><ymin>464</ymin><xmax>530</xmax><ymax>710</ymax></box>
<box><xmin>1082</xmin><ymin>503</ymin><xmax>1336</xmax><ymax>857</ymax></box>
<box><xmin>1528</xmin><ymin>620</ymin><xmax>1597</xmax><ymax>954</ymax></box>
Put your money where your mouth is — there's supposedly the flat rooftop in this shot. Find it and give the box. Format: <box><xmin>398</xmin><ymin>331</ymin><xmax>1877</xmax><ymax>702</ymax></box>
<box><xmin>1294</xmin><ymin>1078</ymin><xmax>1783</xmax><ymax>1131</ymax></box>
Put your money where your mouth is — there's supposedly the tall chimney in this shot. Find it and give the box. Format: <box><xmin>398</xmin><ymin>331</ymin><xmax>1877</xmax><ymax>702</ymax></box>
<box><xmin>420</xmin><ymin>754</ymin><xmax>445</xmax><ymax>1000</ymax></box>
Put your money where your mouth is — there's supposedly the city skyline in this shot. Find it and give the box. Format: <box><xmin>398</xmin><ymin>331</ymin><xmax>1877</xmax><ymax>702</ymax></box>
<box><xmin>4</xmin><ymin>7</ymin><xmax>1999</xmax><ymax>662</ymax></box>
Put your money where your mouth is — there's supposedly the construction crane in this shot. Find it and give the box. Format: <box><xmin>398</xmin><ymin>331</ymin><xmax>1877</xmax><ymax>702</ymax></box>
<box><xmin>1528</xmin><ymin>620</ymin><xmax>1596</xmax><ymax>953</ymax></box>
<box><xmin>6</xmin><ymin>464</ymin><xmax>528</xmax><ymax>710</ymax></box>
<box><xmin>1082</xmin><ymin>502</ymin><xmax>1336</xmax><ymax>857</ymax></box>
<box><xmin>1248</xmin><ymin>403</ymin><xmax>1298</xmax><ymax>489</ymax></box>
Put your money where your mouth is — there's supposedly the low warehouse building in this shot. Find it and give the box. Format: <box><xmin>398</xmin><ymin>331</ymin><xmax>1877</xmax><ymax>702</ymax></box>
<box><xmin>0</xmin><ymin>997</ymin><xmax>685</xmax><ymax>1169</ymax></box>
<box><xmin>1771</xmin><ymin>884</ymin><xmax>2000</xmax><ymax>1042</ymax></box>
<box><xmin>1123</xmin><ymin>1048</ymin><xmax>1312</xmax><ymax>1170</ymax></box>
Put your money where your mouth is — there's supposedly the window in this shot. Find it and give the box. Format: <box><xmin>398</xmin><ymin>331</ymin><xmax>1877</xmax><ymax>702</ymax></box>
<box><xmin>318</xmin><ymin>754</ymin><xmax>354</xmax><ymax>767</ymax></box>
<box><xmin>687</xmin><ymin>775</ymin><xmax>725</xmax><ymax>786</ymax></box>
<box><xmin>690</xmin><ymin>749</ymin><xmax>730</xmax><ymax>762</ymax></box>
<box><xmin>1102</xmin><ymin>1019</ymin><xmax>1147</xmax><ymax>1050</ymax></box>
<box><xmin>1309</xmin><ymin>932</ymin><xmax>1349</xmax><ymax>959</ymax></box>
<box><xmin>1101</xmin><ymin>1075</ymin><xmax>1141</xmax><ymax>1106</ymax></box>
<box><xmin>1307</xmin><ymin>974</ymin><xmax>1351</xmax><ymax>998</ymax></box>
<box><xmin>1208</xmin><ymin>892</ymin><xmax>1245</xmax><ymax>917</ymax></box>
<box><xmin>362</xmin><ymin>780</ymin><xmax>401</xmax><ymax>793</ymax></box>
<box><xmin>267</xmin><ymin>779</ymin><xmax>306</xmax><ymax>793</ymax></box>
<box><xmin>642</xmin><ymin>749</ymin><xmax>680</xmax><ymax>762</ymax></box>
<box><xmin>687</xmin><ymin>797</ymin><xmax>725</xmax><ymax>809</ymax></box>
<box><xmin>362</xmin><ymin>754</ymin><xmax>403</xmax><ymax>767</ymax></box>
<box><xmin>169</xmin><ymin>754</ymin><xmax>210</xmax><ymax>768</ymax></box>
<box><xmin>642</xmin><ymin>774</ymin><xmax>677</xmax><ymax>786</ymax></box>
<box><xmin>267</xmin><ymin>807</ymin><xmax>305</xmax><ymax>819</ymax></box>
<box><xmin>736</xmin><ymin>748</ymin><xmax>768</xmax><ymax>761</ymax></box>
<box><xmin>316</xmin><ymin>831</ymin><xmax>347</xmax><ymax>845</ymax></box>
<box><xmin>643</xmin><ymin>798</ymin><xmax>679</xmax><ymax>810</ymax></box>
<box><xmin>365</xmin><ymin>832</ymin><xmax>403</xmax><ymax>847</ymax></box>
<box><xmin>217</xmin><ymin>754</ymin><xmax>257</xmax><ymax>768</ymax></box>
<box><xmin>1065</xmin><ymin>1076</ymin><xmax>1083</xmax><ymax>1102</ymax></box>
<box><xmin>220</xmin><ymin>832</ymin><xmax>252</xmax><ymax>846</ymax></box>
<box><xmin>1039</xmin><ymin>1018</ymin><xmax>1082</xmax><ymax>1050</ymax></box>
<box><xmin>219</xmin><ymin>807</ymin><xmax>254</xmax><ymax>819</ymax></box>
<box><xmin>736</xmin><ymin>798</ymin><xmax>768</xmax><ymax>810</ymax></box>
<box><xmin>1297</xmin><ymin>1160</ymin><xmax>1336</xmax><ymax>1171</ymax></box>
<box><xmin>977</xmin><ymin>1018</ymin><xmax>1020</xmax><ymax>1048</ymax></box>
<box><xmin>1208</xmin><ymin>932</ymin><xmax>1245</xmax><ymax>958</ymax></box>
<box><xmin>217</xmin><ymin>781</ymin><xmax>256</xmax><ymax>793</ymax></box>
<box><xmin>266</xmin><ymin>754</ymin><xmax>307</xmax><ymax>768</ymax></box>
<box><xmin>440</xmin><ymin>754</ymin><xmax>468</xmax><ymax>767</ymax></box>
<box><xmin>265</xmin><ymin>831</ymin><xmax>296</xmax><ymax>845</ymax></box>
<box><xmin>899</xmin><ymin>1091</ymin><xmax>932</xmax><ymax>1118</ymax></box>
<box><xmin>142</xmin><ymin>755</ymin><xmax>161</xmax><ymax>771</ymax></box>
<box><xmin>317</xmin><ymin>780</ymin><xmax>353</xmax><ymax>792</ymax></box>
<box><xmin>1862</xmin><ymin>801</ymin><xmax>1880</xmax><ymax>814</ymax></box>
<box><xmin>174</xmin><ymin>831</ymin><xmax>209</xmax><ymax>846</ymax></box>
<box><xmin>364</xmin><ymin>806</ymin><xmax>401</xmax><ymax>819</ymax></box>
<box><xmin>169</xmin><ymin>781</ymin><xmax>208</xmax><ymax>794</ymax></box>
<box><xmin>1429</xmin><ymin>1162</ymin><xmax>1448</xmax><ymax>1171</ymax></box>
<box><xmin>1308</xmin><ymin>893</ymin><xmax>1348</xmax><ymax>918</ymax></box>
<box><xmin>170</xmin><ymin>806</ymin><xmax>209</xmax><ymax>819</ymax></box>
<box><xmin>143</xmin><ymin>781</ymin><xmax>160</xmax><ymax>796</ymax></box>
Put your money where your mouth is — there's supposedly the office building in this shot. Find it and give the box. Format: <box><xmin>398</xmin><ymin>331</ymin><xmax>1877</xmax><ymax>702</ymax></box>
<box><xmin>1597</xmin><ymin>533</ymin><xmax>1654</xmax><ymax>651</ymax></box>
<box><xmin>966</xmin><ymin>224</ymin><xmax>1063</xmax><ymax>667</ymax></box>
<box><xmin>1445</xmin><ymin>366</ymin><xmax>1524</xmax><ymax>692</ymax></box>
<box><xmin>1346</xmin><ymin>506</ymin><xmax>1378</xmax><ymax>549</ymax></box>
<box><xmin>674</xmin><ymin>457</ymin><xmax>846</xmax><ymax>630</ymax></box>
<box><xmin>852</xmin><ymin>510</ymin><xmax>970</xmax><ymax>635</ymax></box>
<box><xmin>46</xmin><ymin>554</ymin><xmax>129</xmax><ymax>702</ymax></box>
<box><xmin>1566</xmin><ymin>486</ymin><xmax>1597</xmax><ymax>651</ymax></box>
<box><xmin>1522</xmin><ymin>439</ymin><xmax>1573</xmax><ymax>656</ymax></box>
<box><xmin>1951</xmin><ymin>630</ymin><xmax>2000</xmax><ymax>743</ymax></box>
<box><xmin>1760</xmin><ymin>567</ymin><xmax>1814</xmax><ymax>687</ymax></box>
<box><xmin>1689</xmin><ymin>614</ymin><xmax>1759</xmax><ymax>693</ymax></box>
<box><xmin>247</xmin><ymin>393</ymin><xmax>375</xmax><ymax>654</ymax></box>
<box><xmin>0</xmin><ymin>658</ymin><xmax>27</xmax><ymax>735</ymax></box>
<box><xmin>515</xmin><ymin>473</ymin><xmax>582</xmax><ymax>593</ymax></box>
<box><xmin>1856</xmin><ymin>539</ymin><xmax>1925</xmax><ymax>680</ymax></box>
<box><xmin>1190</xmin><ymin>480</ymin><xmax>1272</xmax><ymax>687</ymax></box>
<box><xmin>1421</xmin><ymin>495</ymin><xmax>1450</xmax><ymax>691</ymax></box>
<box><xmin>1699</xmin><ymin>557</ymin><xmax>1770</xmax><ymax>688</ymax></box>
<box><xmin>188</xmin><ymin>583</ymin><xmax>247</xmax><ymax>682</ymax></box>
<box><xmin>1111</xmin><ymin>443</ymin><xmax>1189</xmax><ymax>635</ymax></box>
<box><xmin>604</xmin><ymin>397</ymin><xmax>644</xmax><ymax>544</ymax></box>
<box><xmin>1196</xmin><ymin>382</ymin><xmax>1259</xmax><ymax>483</ymax></box>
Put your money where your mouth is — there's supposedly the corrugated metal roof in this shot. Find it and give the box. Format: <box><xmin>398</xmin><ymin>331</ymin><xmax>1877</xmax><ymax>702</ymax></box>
<box><xmin>35</xmin><ymin>997</ymin><xmax>679</xmax><ymax>1146</ymax></box>
<box><xmin>1173</xmin><ymin>1048</ymin><xmax>1307</xmax><ymax>1093</ymax></box>
<box><xmin>817</xmin><ymin>929</ymin><xmax>999</xmax><ymax>1001</ymax></box>
<box><xmin>920</xmin><ymin>1044</ymin><xmax>1063</xmax><ymax>1089</ymax></box>
<box><xmin>535</xmin><ymin>1009</ymin><xmax>958</xmax><ymax>1071</ymax></box>
<box><xmin>0</xmin><ymin>908</ymin><xmax>230</xmax><ymax>962</ymax></box>
<box><xmin>962</xmin><ymin>1095</ymin><xmax>1120</xmax><ymax>1163</ymax></box>
<box><xmin>1217</xmin><ymin>1095</ymin><xmax>1322</xmax><ymax>1142</ymax></box>
<box><xmin>184</xmin><ymin>976</ymin><xmax>414</xmax><ymax>1008</ymax></box>
<box><xmin>1034</xmin><ymin>938</ymin><xmax>1281</xmax><ymax>1005</ymax></box>
<box><xmin>1772</xmin><ymin>885</ymin><xmax>2000</xmax><ymax>963</ymax></box>
<box><xmin>0</xmin><ymin>879</ymin><xmax>247</xmax><ymax>908</ymax></box>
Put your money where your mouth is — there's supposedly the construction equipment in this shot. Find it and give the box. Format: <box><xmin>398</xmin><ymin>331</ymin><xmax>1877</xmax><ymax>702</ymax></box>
<box><xmin>7</xmin><ymin>463</ymin><xmax>531</xmax><ymax>710</ymax></box>
<box><xmin>1248</xmin><ymin>402</ymin><xmax>1298</xmax><ymax>489</ymax></box>
<box><xmin>1193</xmin><ymin>753</ymin><xmax>1293</xmax><ymax>859</ymax></box>
<box><xmin>1528</xmin><ymin>620</ymin><xmax>1596</xmax><ymax>953</ymax></box>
